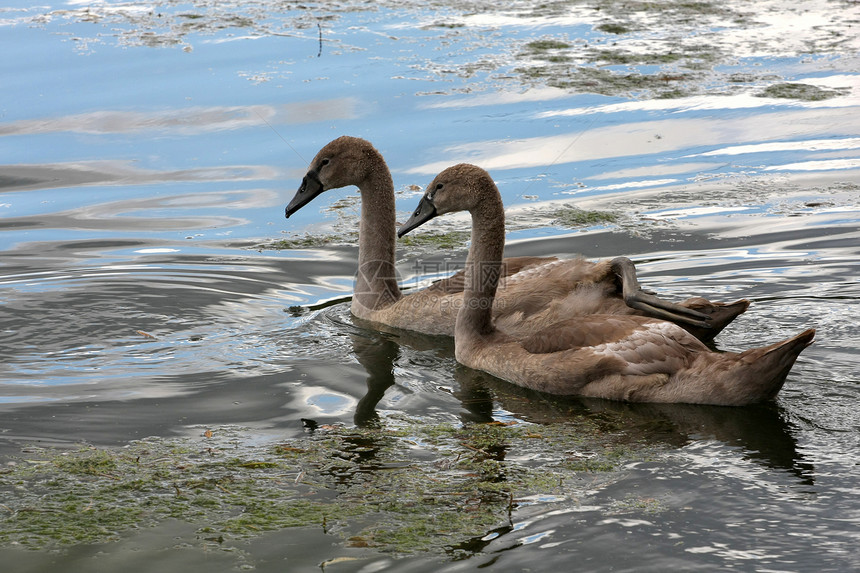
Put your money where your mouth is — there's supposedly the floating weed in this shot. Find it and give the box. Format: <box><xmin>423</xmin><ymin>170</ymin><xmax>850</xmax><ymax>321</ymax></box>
<box><xmin>42</xmin><ymin>0</ymin><xmax>853</xmax><ymax>101</ymax></box>
<box><xmin>757</xmin><ymin>82</ymin><xmax>848</xmax><ymax>101</ymax></box>
<box><xmin>553</xmin><ymin>206</ymin><xmax>619</xmax><ymax>228</ymax></box>
<box><xmin>560</xmin><ymin>456</ymin><xmax>614</xmax><ymax>473</ymax></box>
<box><xmin>0</xmin><ymin>417</ymin><xmax>666</xmax><ymax>556</ymax></box>
<box><xmin>591</xmin><ymin>49</ymin><xmax>684</xmax><ymax>66</ymax></box>
<box><xmin>54</xmin><ymin>448</ymin><xmax>119</xmax><ymax>477</ymax></box>
<box><xmin>398</xmin><ymin>230</ymin><xmax>471</xmax><ymax>250</ymax></box>
<box><xmin>610</xmin><ymin>495</ymin><xmax>666</xmax><ymax>514</ymax></box>
<box><xmin>429</xmin><ymin>21</ymin><xmax>465</xmax><ymax>29</ymax></box>
<box><xmin>516</xmin><ymin>64</ymin><xmax>697</xmax><ymax>98</ymax></box>
<box><xmin>260</xmin><ymin>232</ymin><xmax>356</xmax><ymax>250</ymax></box>
<box><xmin>524</xmin><ymin>39</ymin><xmax>572</xmax><ymax>52</ymax></box>
<box><xmin>596</xmin><ymin>22</ymin><xmax>631</xmax><ymax>34</ymax></box>
<box><xmin>563</xmin><ymin>440</ymin><xmax>661</xmax><ymax>480</ymax></box>
<box><xmin>593</xmin><ymin>0</ymin><xmax>734</xmax><ymax>19</ymax></box>
<box><xmin>513</xmin><ymin>1</ymin><xmax>739</xmax><ymax>99</ymax></box>
<box><xmin>220</xmin><ymin>457</ymin><xmax>282</xmax><ymax>470</ymax></box>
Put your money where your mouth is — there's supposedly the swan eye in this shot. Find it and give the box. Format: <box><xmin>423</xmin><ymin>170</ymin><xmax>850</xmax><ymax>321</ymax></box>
<box><xmin>427</xmin><ymin>182</ymin><xmax>443</xmax><ymax>202</ymax></box>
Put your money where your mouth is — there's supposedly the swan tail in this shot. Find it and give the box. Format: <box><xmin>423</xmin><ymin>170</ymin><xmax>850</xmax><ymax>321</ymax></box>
<box><xmin>737</xmin><ymin>328</ymin><xmax>816</xmax><ymax>401</ymax></box>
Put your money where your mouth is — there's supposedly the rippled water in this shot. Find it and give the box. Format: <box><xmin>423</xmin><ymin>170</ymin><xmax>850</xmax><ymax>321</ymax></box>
<box><xmin>1</xmin><ymin>1</ymin><xmax>859</xmax><ymax>571</ymax></box>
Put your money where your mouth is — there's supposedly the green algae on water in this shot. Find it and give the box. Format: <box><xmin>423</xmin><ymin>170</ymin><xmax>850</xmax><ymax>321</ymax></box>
<box><xmin>398</xmin><ymin>230</ymin><xmax>472</xmax><ymax>250</ymax></box>
<box><xmin>516</xmin><ymin>65</ymin><xmax>696</xmax><ymax>98</ymax></box>
<box><xmin>260</xmin><ymin>232</ymin><xmax>355</xmax><ymax>250</ymax></box>
<box><xmin>596</xmin><ymin>22</ymin><xmax>631</xmax><ymax>35</ymax></box>
<box><xmin>553</xmin><ymin>206</ymin><xmax>619</xmax><ymax>228</ymax></box>
<box><xmin>757</xmin><ymin>82</ymin><xmax>847</xmax><ymax>101</ymax></box>
<box><xmin>524</xmin><ymin>39</ymin><xmax>572</xmax><ymax>52</ymax></box>
<box><xmin>0</xmin><ymin>417</ymin><xmax>663</xmax><ymax>556</ymax></box>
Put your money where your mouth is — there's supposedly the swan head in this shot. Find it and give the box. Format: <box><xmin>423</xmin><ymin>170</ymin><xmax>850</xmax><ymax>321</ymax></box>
<box><xmin>286</xmin><ymin>167</ymin><xmax>324</xmax><ymax>218</ymax></box>
<box><xmin>285</xmin><ymin>136</ymin><xmax>380</xmax><ymax>218</ymax></box>
<box><xmin>397</xmin><ymin>192</ymin><xmax>438</xmax><ymax>237</ymax></box>
<box><xmin>397</xmin><ymin>164</ymin><xmax>495</xmax><ymax>237</ymax></box>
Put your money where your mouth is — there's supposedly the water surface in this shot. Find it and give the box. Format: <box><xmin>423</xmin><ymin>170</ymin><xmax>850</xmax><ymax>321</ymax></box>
<box><xmin>1</xmin><ymin>1</ymin><xmax>859</xmax><ymax>571</ymax></box>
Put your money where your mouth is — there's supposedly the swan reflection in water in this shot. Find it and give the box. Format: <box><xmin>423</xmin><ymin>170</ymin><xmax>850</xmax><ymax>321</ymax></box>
<box><xmin>335</xmin><ymin>317</ymin><xmax>814</xmax><ymax>485</ymax></box>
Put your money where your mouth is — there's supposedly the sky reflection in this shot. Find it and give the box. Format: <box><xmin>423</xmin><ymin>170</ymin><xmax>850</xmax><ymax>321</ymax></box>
<box><xmin>535</xmin><ymin>76</ymin><xmax>860</xmax><ymax>118</ymax></box>
<box><xmin>405</xmin><ymin>106</ymin><xmax>860</xmax><ymax>176</ymax></box>
<box><xmin>0</xmin><ymin>99</ymin><xmax>359</xmax><ymax>136</ymax></box>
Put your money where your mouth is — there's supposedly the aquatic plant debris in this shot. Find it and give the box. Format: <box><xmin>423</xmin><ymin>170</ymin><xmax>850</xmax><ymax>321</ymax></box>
<box><xmin>393</xmin><ymin>230</ymin><xmax>472</xmax><ymax>250</ymax></box>
<box><xmin>0</xmin><ymin>417</ymin><xmax>664</xmax><ymax>557</ymax></box>
<box><xmin>552</xmin><ymin>206</ymin><xmax>619</xmax><ymax>228</ymax></box>
<box><xmin>265</xmin><ymin>233</ymin><xmax>353</xmax><ymax>250</ymax></box>
<box><xmin>262</xmin><ymin>205</ymin><xmax>621</xmax><ymax>252</ymax></box>
<box><xmin>24</xmin><ymin>0</ymin><xmax>860</xmax><ymax>98</ymax></box>
<box><xmin>757</xmin><ymin>83</ymin><xmax>850</xmax><ymax>101</ymax></box>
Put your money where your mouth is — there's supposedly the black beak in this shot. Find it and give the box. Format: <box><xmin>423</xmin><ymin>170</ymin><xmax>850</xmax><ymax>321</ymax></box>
<box><xmin>285</xmin><ymin>170</ymin><xmax>324</xmax><ymax>219</ymax></box>
<box><xmin>397</xmin><ymin>195</ymin><xmax>438</xmax><ymax>237</ymax></box>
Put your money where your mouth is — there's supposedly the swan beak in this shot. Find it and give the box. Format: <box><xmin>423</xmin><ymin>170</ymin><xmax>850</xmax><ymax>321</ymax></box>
<box><xmin>398</xmin><ymin>195</ymin><xmax>438</xmax><ymax>237</ymax></box>
<box><xmin>285</xmin><ymin>170</ymin><xmax>324</xmax><ymax>218</ymax></box>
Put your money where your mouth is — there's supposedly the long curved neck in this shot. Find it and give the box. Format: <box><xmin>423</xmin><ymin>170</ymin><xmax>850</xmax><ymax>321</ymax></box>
<box><xmin>457</xmin><ymin>190</ymin><xmax>506</xmax><ymax>339</ymax></box>
<box><xmin>353</xmin><ymin>161</ymin><xmax>402</xmax><ymax>314</ymax></box>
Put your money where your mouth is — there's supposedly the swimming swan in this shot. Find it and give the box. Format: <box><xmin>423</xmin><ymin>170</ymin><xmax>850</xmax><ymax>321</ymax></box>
<box><xmin>397</xmin><ymin>164</ymin><xmax>815</xmax><ymax>405</ymax></box>
<box><xmin>285</xmin><ymin>136</ymin><xmax>747</xmax><ymax>339</ymax></box>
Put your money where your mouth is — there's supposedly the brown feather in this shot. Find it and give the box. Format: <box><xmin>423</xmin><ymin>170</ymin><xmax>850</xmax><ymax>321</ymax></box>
<box><xmin>288</xmin><ymin>137</ymin><xmax>748</xmax><ymax>340</ymax></box>
<box><xmin>422</xmin><ymin>163</ymin><xmax>815</xmax><ymax>406</ymax></box>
